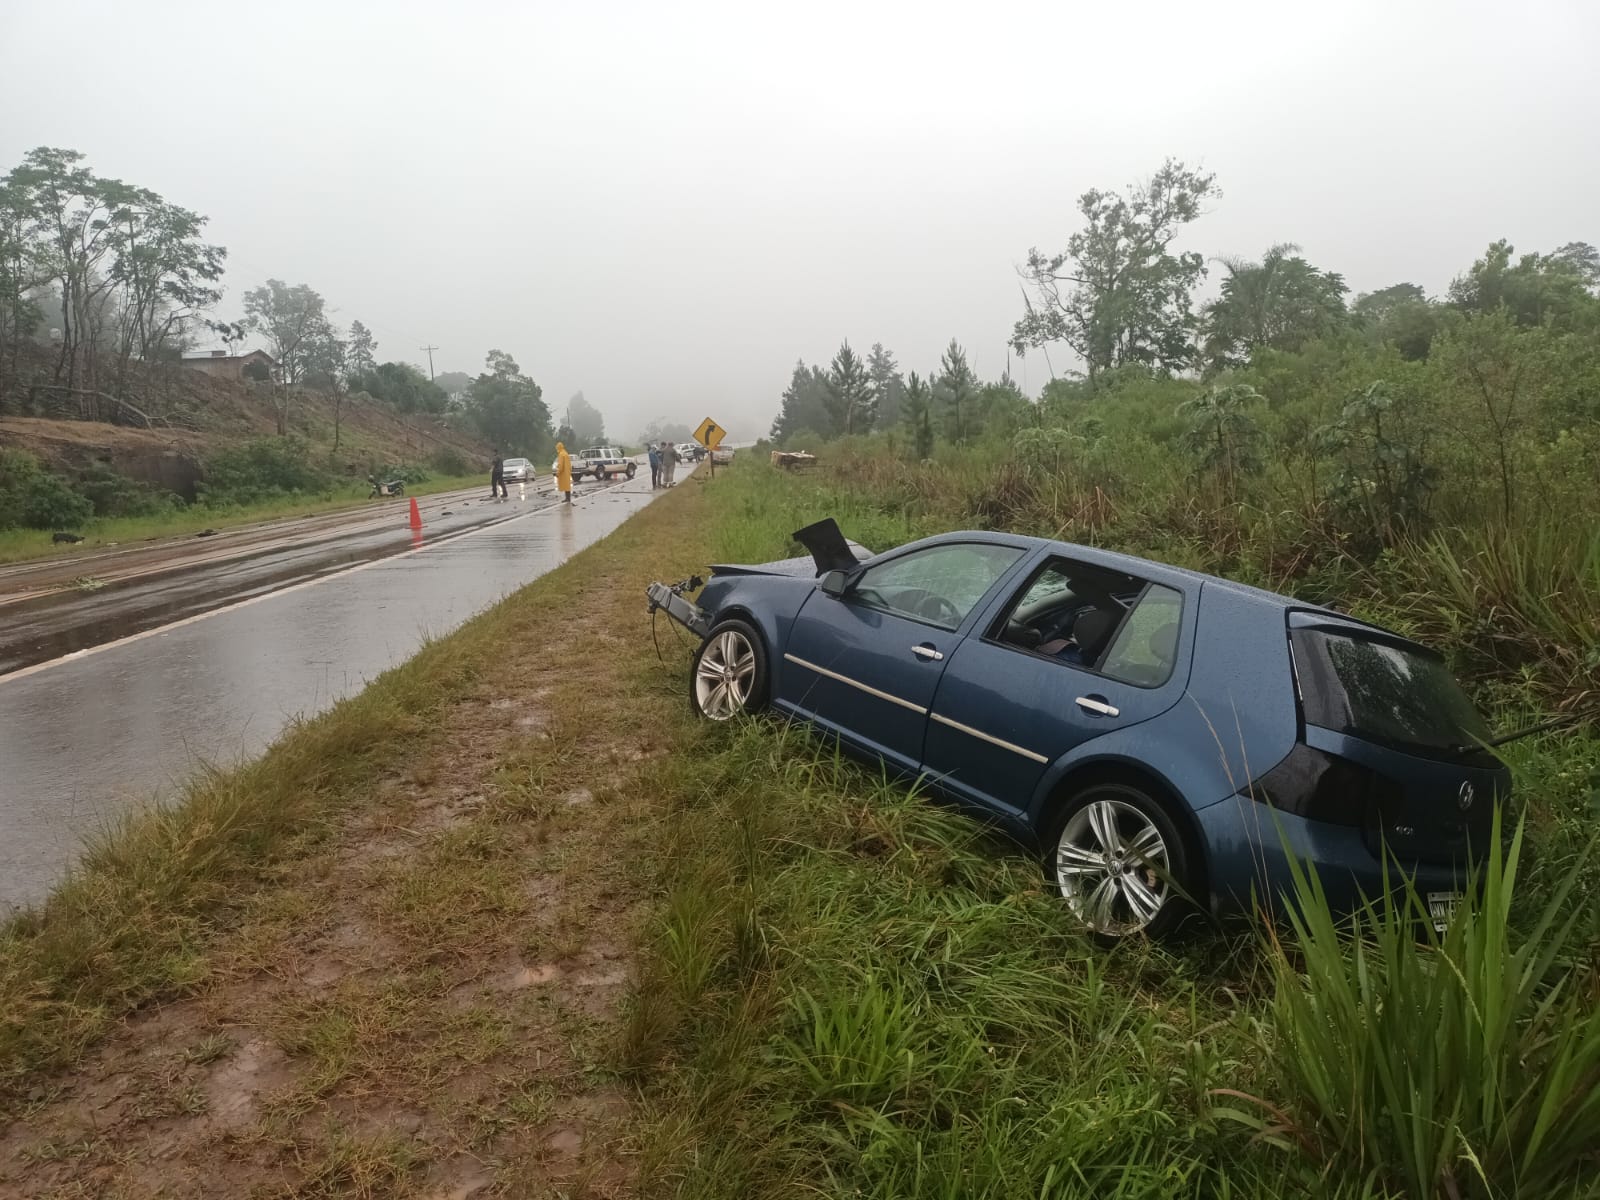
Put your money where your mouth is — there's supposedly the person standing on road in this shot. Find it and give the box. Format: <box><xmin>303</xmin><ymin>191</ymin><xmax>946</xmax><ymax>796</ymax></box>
<box><xmin>489</xmin><ymin>454</ymin><xmax>507</xmax><ymax>500</ymax></box>
<box><xmin>648</xmin><ymin>442</ymin><xmax>662</xmax><ymax>489</ymax></box>
<box><xmin>555</xmin><ymin>442</ymin><xmax>573</xmax><ymax>504</ymax></box>
<box><xmin>661</xmin><ymin>440</ymin><xmax>678</xmax><ymax>487</ymax></box>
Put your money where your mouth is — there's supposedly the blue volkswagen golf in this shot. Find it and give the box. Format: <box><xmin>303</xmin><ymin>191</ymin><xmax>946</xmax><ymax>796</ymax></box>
<box><xmin>648</xmin><ymin>520</ymin><xmax>1510</xmax><ymax>940</ymax></box>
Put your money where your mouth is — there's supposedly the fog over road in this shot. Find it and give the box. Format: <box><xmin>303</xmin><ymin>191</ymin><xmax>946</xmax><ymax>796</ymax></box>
<box><xmin>0</xmin><ymin>466</ymin><xmax>679</xmax><ymax>911</ymax></box>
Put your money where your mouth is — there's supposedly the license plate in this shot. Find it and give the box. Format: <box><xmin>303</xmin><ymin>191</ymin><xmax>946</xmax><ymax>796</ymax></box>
<box><xmin>1427</xmin><ymin>891</ymin><xmax>1462</xmax><ymax>933</ymax></box>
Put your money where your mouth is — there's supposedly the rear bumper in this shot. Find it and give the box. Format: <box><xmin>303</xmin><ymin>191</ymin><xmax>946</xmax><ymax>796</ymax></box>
<box><xmin>1196</xmin><ymin>795</ymin><xmax>1468</xmax><ymax>919</ymax></box>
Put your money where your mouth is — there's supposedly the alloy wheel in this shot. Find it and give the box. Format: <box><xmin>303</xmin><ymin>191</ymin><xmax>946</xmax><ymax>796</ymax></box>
<box><xmin>694</xmin><ymin>629</ymin><xmax>757</xmax><ymax>721</ymax></box>
<box><xmin>1054</xmin><ymin>798</ymin><xmax>1171</xmax><ymax>935</ymax></box>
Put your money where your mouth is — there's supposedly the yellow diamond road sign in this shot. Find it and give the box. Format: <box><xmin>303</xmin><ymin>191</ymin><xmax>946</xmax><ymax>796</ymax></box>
<box><xmin>693</xmin><ymin>417</ymin><xmax>726</xmax><ymax>451</ymax></box>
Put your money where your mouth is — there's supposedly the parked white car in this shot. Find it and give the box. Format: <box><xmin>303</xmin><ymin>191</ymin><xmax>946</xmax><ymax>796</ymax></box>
<box><xmin>501</xmin><ymin>456</ymin><xmax>534</xmax><ymax>482</ymax></box>
<box><xmin>555</xmin><ymin>446</ymin><xmax>636</xmax><ymax>481</ymax></box>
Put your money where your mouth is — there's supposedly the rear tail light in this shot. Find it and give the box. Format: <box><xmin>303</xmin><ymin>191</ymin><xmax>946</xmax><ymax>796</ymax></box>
<box><xmin>1239</xmin><ymin>743</ymin><xmax>1401</xmax><ymax>828</ymax></box>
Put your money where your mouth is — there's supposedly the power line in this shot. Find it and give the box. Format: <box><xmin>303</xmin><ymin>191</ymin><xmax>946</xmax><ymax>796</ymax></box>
<box><xmin>420</xmin><ymin>344</ymin><xmax>438</xmax><ymax>380</ymax></box>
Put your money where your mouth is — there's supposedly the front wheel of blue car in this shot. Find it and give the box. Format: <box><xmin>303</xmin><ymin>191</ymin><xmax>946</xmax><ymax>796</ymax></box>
<box><xmin>691</xmin><ymin>619</ymin><xmax>769</xmax><ymax>721</ymax></box>
<box><xmin>1046</xmin><ymin>783</ymin><xmax>1194</xmax><ymax>940</ymax></box>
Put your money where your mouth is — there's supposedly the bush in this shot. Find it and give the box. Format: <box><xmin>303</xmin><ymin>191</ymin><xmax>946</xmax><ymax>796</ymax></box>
<box><xmin>76</xmin><ymin>465</ymin><xmax>180</xmax><ymax>519</ymax></box>
<box><xmin>199</xmin><ymin>437</ymin><xmax>334</xmax><ymax>507</ymax></box>
<box><xmin>0</xmin><ymin>450</ymin><xmax>94</xmax><ymax>530</ymax></box>
<box><xmin>428</xmin><ymin>446</ymin><xmax>470</xmax><ymax>477</ymax></box>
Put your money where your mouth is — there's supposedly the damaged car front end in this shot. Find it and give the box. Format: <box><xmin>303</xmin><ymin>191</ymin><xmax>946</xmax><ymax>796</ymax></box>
<box><xmin>646</xmin><ymin>517</ymin><xmax>1512</xmax><ymax>943</ymax></box>
<box><xmin>647</xmin><ymin>519</ymin><xmax>874</xmax><ymax>721</ymax></box>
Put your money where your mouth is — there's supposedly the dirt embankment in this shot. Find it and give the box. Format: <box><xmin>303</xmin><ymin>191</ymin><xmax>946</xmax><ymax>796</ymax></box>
<box><xmin>0</xmin><ymin>417</ymin><xmax>217</xmax><ymax>498</ymax></box>
<box><xmin>1</xmin><ymin>346</ymin><xmax>490</xmax><ymax>497</ymax></box>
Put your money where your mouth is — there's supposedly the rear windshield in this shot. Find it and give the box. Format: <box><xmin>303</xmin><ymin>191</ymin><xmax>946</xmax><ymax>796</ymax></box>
<box><xmin>1291</xmin><ymin>629</ymin><xmax>1490</xmax><ymax>754</ymax></box>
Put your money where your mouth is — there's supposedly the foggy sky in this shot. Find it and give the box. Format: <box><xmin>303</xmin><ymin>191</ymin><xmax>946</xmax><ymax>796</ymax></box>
<box><xmin>3</xmin><ymin>0</ymin><xmax>1595</xmax><ymax>441</ymax></box>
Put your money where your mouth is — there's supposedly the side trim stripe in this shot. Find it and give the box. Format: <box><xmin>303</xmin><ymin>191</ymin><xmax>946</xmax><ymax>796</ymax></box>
<box><xmin>782</xmin><ymin>653</ymin><xmax>927</xmax><ymax>714</ymax></box>
<box><xmin>929</xmin><ymin>712</ymin><xmax>1049</xmax><ymax>764</ymax></box>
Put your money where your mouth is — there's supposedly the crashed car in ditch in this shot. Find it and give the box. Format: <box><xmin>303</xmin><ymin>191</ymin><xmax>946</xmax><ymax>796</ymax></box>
<box><xmin>648</xmin><ymin>520</ymin><xmax>1511</xmax><ymax>939</ymax></box>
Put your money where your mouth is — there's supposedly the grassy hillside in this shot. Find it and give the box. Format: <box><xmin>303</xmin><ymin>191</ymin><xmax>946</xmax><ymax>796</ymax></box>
<box><xmin>1</xmin><ymin>343</ymin><xmax>489</xmax><ymax>487</ymax></box>
<box><xmin>0</xmin><ymin>346</ymin><xmax>495</xmax><ymax>560</ymax></box>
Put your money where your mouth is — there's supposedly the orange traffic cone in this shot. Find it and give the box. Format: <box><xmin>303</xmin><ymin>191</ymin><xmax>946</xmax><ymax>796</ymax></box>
<box><xmin>408</xmin><ymin>496</ymin><xmax>423</xmax><ymax>531</ymax></box>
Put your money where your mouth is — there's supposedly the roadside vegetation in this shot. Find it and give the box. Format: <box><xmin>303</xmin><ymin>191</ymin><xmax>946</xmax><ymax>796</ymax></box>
<box><xmin>622</xmin><ymin>460</ymin><xmax>1600</xmax><ymax>1199</ymax></box>
<box><xmin>628</xmin><ymin>170</ymin><xmax>1600</xmax><ymax>1200</ymax></box>
<box><xmin>764</xmin><ymin>160</ymin><xmax>1599</xmax><ymax>914</ymax></box>
<box><xmin>0</xmin><ymin>439</ymin><xmax>482</xmax><ymax>565</ymax></box>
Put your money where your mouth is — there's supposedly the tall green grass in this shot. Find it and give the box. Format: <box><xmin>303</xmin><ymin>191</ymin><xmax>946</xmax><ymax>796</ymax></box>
<box><xmin>626</xmin><ymin>728</ymin><xmax>1283</xmax><ymax>1198</ymax></box>
<box><xmin>1243</xmin><ymin>816</ymin><xmax>1600</xmax><ymax>1197</ymax></box>
<box><xmin>629</xmin><ymin>717</ymin><xmax>1600</xmax><ymax>1198</ymax></box>
<box><xmin>631</xmin><ymin>716</ymin><xmax>1600</xmax><ymax>1197</ymax></box>
<box><xmin>1405</xmin><ymin>522</ymin><xmax>1600</xmax><ymax>692</ymax></box>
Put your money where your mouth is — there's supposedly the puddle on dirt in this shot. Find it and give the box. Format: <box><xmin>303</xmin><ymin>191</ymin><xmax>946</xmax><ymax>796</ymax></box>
<box><xmin>205</xmin><ymin>1038</ymin><xmax>291</xmax><ymax>1130</ymax></box>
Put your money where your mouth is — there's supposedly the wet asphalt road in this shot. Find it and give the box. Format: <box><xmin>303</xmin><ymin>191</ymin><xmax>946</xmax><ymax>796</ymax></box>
<box><xmin>0</xmin><ymin>465</ymin><xmax>680</xmax><ymax>911</ymax></box>
<box><xmin>0</xmin><ymin>479</ymin><xmax>597</xmax><ymax>675</ymax></box>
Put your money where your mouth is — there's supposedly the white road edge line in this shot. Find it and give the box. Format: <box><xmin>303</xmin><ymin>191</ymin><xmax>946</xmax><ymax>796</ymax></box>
<box><xmin>0</xmin><ymin>480</ymin><xmax>635</xmax><ymax>688</ymax></box>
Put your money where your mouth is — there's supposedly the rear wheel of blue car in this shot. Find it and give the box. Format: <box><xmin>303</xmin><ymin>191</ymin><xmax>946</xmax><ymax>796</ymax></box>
<box><xmin>1047</xmin><ymin>782</ymin><xmax>1194</xmax><ymax>940</ymax></box>
<box><xmin>691</xmin><ymin>619</ymin><xmax>768</xmax><ymax>721</ymax></box>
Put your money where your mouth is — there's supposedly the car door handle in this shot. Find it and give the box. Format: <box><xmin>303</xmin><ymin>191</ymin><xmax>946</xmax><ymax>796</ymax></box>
<box><xmin>1075</xmin><ymin>695</ymin><xmax>1119</xmax><ymax>717</ymax></box>
<box><xmin>911</xmin><ymin>644</ymin><xmax>944</xmax><ymax>661</ymax></box>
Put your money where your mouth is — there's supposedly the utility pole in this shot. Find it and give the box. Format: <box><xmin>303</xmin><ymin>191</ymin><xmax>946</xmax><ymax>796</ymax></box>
<box><xmin>420</xmin><ymin>344</ymin><xmax>438</xmax><ymax>380</ymax></box>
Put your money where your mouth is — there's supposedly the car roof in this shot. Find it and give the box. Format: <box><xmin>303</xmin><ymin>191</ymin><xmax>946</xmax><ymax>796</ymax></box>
<box><xmin>882</xmin><ymin>529</ymin><xmax>1365</xmax><ymax>623</ymax></box>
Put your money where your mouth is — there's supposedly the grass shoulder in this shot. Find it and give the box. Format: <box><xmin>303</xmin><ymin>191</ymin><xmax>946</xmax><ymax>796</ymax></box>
<box><xmin>0</xmin><ymin>473</ymin><xmax>706</xmax><ymax>1195</ymax></box>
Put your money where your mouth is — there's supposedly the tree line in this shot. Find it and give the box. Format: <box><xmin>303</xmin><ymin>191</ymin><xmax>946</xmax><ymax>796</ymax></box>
<box><xmin>0</xmin><ymin>147</ymin><xmax>225</xmax><ymax>418</ymax></box>
<box><xmin>0</xmin><ymin>146</ymin><xmax>607</xmax><ymax>460</ymax></box>
<box><xmin>772</xmin><ymin>337</ymin><xmax>1029</xmax><ymax>461</ymax></box>
<box><xmin>770</xmin><ymin>158</ymin><xmax>1598</xmax><ymax>472</ymax></box>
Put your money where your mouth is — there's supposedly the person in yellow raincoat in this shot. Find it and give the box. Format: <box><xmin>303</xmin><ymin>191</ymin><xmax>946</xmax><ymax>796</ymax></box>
<box><xmin>554</xmin><ymin>442</ymin><xmax>573</xmax><ymax>504</ymax></box>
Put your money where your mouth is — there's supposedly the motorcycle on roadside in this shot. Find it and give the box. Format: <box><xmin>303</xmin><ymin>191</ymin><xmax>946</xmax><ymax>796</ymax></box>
<box><xmin>368</xmin><ymin>476</ymin><xmax>406</xmax><ymax>499</ymax></box>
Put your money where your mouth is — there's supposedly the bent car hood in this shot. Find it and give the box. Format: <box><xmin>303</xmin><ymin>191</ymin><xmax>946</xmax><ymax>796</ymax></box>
<box><xmin>708</xmin><ymin>543</ymin><xmax>873</xmax><ymax>579</ymax></box>
<box><xmin>709</xmin><ymin>519</ymin><xmax>875</xmax><ymax>579</ymax></box>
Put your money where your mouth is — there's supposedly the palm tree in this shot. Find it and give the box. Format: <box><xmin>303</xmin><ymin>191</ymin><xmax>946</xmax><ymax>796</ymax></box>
<box><xmin>1202</xmin><ymin>244</ymin><xmax>1348</xmax><ymax>371</ymax></box>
